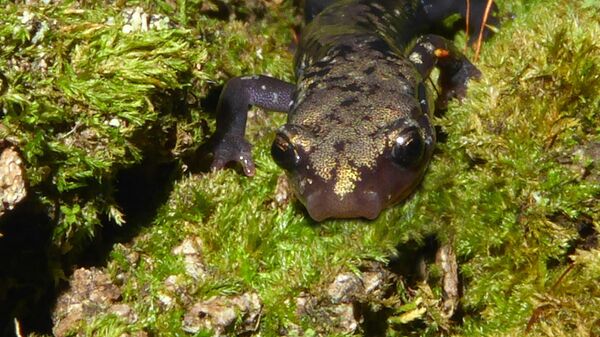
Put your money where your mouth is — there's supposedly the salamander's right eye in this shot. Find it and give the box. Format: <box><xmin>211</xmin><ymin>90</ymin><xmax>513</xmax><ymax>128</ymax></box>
<box><xmin>271</xmin><ymin>133</ymin><xmax>300</xmax><ymax>171</ymax></box>
<box><xmin>391</xmin><ymin>128</ymin><xmax>425</xmax><ymax>168</ymax></box>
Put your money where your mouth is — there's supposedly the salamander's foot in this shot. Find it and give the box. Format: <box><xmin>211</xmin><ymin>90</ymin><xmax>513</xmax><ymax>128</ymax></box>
<box><xmin>437</xmin><ymin>59</ymin><xmax>481</xmax><ymax>109</ymax></box>
<box><xmin>210</xmin><ymin>134</ymin><xmax>256</xmax><ymax>177</ymax></box>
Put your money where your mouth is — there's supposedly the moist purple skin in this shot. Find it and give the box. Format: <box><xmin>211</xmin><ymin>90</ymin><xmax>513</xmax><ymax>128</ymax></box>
<box><xmin>210</xmin><ymin>0</ymin><xmax>498</xmax><ymax>221</ymax></box>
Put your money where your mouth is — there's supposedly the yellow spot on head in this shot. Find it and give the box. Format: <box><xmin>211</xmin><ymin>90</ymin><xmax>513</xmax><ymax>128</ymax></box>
<box><xmin>333</xmin><ymin>159</ymin><xmax>360</xmax><ymax>197</ymax></box>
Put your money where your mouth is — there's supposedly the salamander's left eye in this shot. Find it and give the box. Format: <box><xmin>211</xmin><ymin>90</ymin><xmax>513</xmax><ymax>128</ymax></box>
<box><xmin>271</xmin><ymin>133</ymin><xmax>300</xmax><ymax>171</ymax></box>
<box><xmin>391</xmin><ymin>128</ymin><xmax>425</xmax><ymax>168</ymax></box>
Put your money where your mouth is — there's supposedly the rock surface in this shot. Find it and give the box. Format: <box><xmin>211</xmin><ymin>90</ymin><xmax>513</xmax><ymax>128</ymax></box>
<box><xmin>296</xmin><ymin>264</ymin><xmax>396</xmax><ymax>335</ymax></box>
<box><xmin>182</xmin><ymin>292</ymin><xmax>262</xmax><ymax>335</ymax></box>
<box><xmin>52</xmin><ymin>268</ymin><xmax>126</xmax><ymax>337</ymax></box>
<box><xmin>0</xmin><ymin>146</ymin><xmax>27</xmax><ymax>220</ymax></box>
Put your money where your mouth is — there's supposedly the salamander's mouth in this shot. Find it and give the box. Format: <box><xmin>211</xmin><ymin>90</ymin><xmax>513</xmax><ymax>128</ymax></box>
<box><xmin>305</xmin><ymin>190</ymin><xmax>383</xmax><ymax>221</ymax></box>
<box><xmin>290</xmin><ymin>154</ymin><xmax>432</xmax><ymax>222</ymax></box>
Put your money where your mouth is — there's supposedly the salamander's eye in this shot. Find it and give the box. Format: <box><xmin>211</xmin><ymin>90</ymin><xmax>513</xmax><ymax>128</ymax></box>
<box><xmin>391</xmin><ymin>128</ymin><xmax>425</xmax><ymax>167</ymax></box>
<box><xmin>271</xmin><ymin>133</ymin><xmax>300</xmax><ymax>171</ymax></box>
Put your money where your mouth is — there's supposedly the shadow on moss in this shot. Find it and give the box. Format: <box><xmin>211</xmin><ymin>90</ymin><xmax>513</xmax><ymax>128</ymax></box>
<box><xmin>0</xmin><ymin>160</ymin><xmax>178</xmax><ymax>335</ymax></box>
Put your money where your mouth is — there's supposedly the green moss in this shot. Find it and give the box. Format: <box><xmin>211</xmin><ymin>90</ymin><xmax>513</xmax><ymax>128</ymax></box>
<box><xmin>0</xmin><ymin>0</ymin><xmax>295</xmax><ymax>250</ymax></box>
<box><xmin>1</xmin><ymin>1</ymin><xmax>202</xmax><ymax>249</ymax></box>
<box><xmin>436</xmin><ymin>1</ymin><xmax>600</xmax><ymax>334</ymax></box>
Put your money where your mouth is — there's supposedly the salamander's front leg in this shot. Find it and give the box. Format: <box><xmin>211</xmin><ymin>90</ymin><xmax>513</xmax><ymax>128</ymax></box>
<box><xmin>211</xmin><ymin>75</ymin><xmax>294</xmax><ymax>176</ymax></box>
<box><xmin>408</xmin><ymin>34</ymin><xmax>481</xmax><ymax>108</ymax></box>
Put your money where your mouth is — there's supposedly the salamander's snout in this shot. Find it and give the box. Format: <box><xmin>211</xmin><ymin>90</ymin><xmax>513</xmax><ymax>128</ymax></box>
<box><xmin>289</xmin><ymin>152</ymin><xmax>432</xmax><ymax>222</ymax></box>
<box><xmin>305</xmin><ymin>189</ymin><xmax>383</xmax><ymax>221</ymax></box>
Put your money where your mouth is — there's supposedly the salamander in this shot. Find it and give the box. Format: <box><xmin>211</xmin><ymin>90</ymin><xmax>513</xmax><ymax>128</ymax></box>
<box><xmin>210</xmin><ymin>0</ymin><xmax>499</xmax><ymax>221</ymax></box>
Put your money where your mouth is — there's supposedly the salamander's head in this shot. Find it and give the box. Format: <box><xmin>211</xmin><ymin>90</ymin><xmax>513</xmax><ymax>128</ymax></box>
<box><xmin>271</xmin><ymin>101</ymin><xmax>435</xmax><ymax>221</ymax></box>
<box><xmin>273</xmin><ymin>40</ymin><xmax>437</xmax><ymax>221</ymax></box>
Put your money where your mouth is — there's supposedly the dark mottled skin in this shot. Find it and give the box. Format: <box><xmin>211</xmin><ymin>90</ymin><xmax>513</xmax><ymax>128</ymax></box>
<box><xmin>211</xmin><ymin>0</ymin><xmax>499</xmax><ymax>221</ymax></box>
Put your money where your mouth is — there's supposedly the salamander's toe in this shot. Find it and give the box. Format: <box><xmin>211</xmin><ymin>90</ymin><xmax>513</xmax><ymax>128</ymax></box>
<box><xmin>437</xmin><ymin>59</ymin><xmax>481</xmax><ymax>109</ymax></box>
<box><xmin>210</xmin><ymin>134</ymin><xmax>256</xmax><ymax>176</ymax></box>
